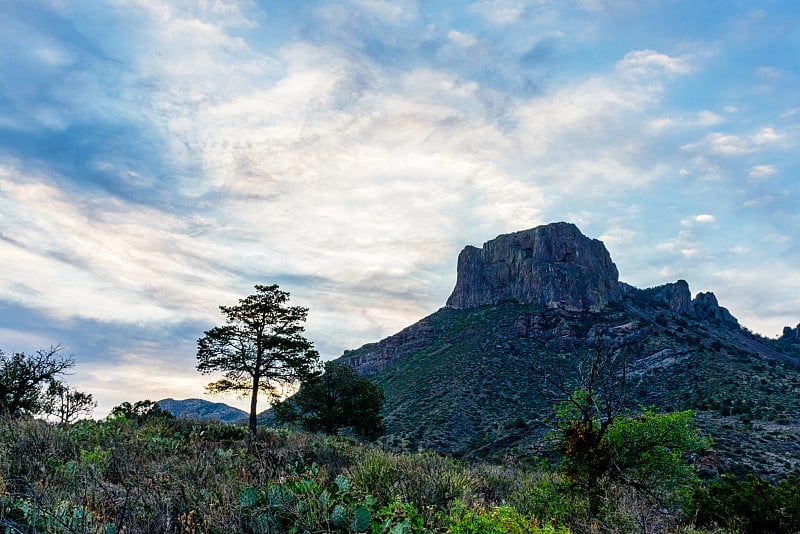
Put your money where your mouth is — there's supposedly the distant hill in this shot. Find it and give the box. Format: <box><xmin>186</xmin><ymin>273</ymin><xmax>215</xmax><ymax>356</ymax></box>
<box><xmin>337</xmin><ymin>222</ymin><xmax>800</xmax><ymax>480</ymax></box>
<box><xmin>157</xmin><ymin>398</ymin><xmax>247</xmax><ymax>423</ymax></box>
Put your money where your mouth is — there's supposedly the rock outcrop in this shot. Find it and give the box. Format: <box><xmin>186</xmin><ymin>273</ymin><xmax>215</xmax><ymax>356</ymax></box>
<box><xmin>781</xmin><ymin>324</ymin><xmax>800</xmax><ymax>344</ymax></box>
<box><xmin>446</xmin><ymin>222</ymin><xmax>621</xmax><ymax>311</ymax></box>
<box><xmin>339</xmin><ymin>317</ymin><xmax>438</xmax><ymax>375</ymax></box>
<box><xmin>649</xmin><ymin>280</ymin><xmax>692</xmax><ymax>314</ymax></box>
<box><xmin>690</xmin><ymin>292</ymin><xmax>738</xmax><ymax>326</ymax></box>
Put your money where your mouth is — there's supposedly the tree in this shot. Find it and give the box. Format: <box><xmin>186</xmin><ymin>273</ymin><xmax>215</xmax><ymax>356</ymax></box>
<box><xmin>196</xmin><ymin>284</ymin><xmax>320</xmax><ymax>434</ymax></box>
<box><xmin>274</xmin><ymin>361</ymin><xmax>384</xmax><ymax>440</ymax></box>
<box><xmin>44</xmin><ymin>381</ymin><xmax>96</xmax><ymax>424</ymax></box>
<box><xmin>109</xmin><ymin>400</ymin><xmax>173</xmax><ymax>423</ymax></box>
<box><xmin>0</xmin><ymin>345</ymin><xmax>75</xmax><ymax>417</ymax></box>
<box><xmin>538</xmin><ymin>340</ymin><xmax>709</xmax><ymax>512</ymax></box>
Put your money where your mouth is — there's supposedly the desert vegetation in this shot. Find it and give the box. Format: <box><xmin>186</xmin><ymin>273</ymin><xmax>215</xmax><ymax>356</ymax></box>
<box><xmin>2</xmin><ymin>402</ymin><xmax>799</xmax><ymax>533</ymax></box>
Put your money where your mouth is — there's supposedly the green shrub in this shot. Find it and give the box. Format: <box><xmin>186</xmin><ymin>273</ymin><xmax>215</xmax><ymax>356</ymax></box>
<box><xmin>239</xmin><ymin>466</ymin><xmax>376</xmax><ymax>533</ymax></box>
<box><xmin>687</xmin><ymin>474</ymin><xmax>800</xmax><ymax>533</ymax></box>
<box><xmin>350</xmin><ymin>449</ymin><xmax>398</xmax><ymax>506</ymax></box>
<box><xmin>506</xmin><ymin>470</ymin><xmax>585</xmax><ymax>526</ymax></box>
<box><xmin>394</xmin><ymin>451</ymin><xmax>474</xmax><ymax>523</ymax></box>
<box><xmin>370</xmin><ymin>501</ymin><xmax>432</xmax><ymax>534</ymax></box>
<box><xmin>448</xmin><ymin>505</ymin><xmax>568</xmax><ymax>534</ymax></box>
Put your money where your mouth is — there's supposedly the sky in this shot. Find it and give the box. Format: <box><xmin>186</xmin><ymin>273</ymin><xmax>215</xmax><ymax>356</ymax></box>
<box><xmin>1</xmin><ymin>0</ymin><xmax>799</xmax><ymax>417</ymax></box>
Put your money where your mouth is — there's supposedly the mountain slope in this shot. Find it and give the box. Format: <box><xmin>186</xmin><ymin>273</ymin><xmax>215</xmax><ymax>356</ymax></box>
<box><xmin>336</xmin><ymin>223</ymin><xmax>800</xmax><ymax>479</ymax></box>
<box><xmin>158</xmin><ymin>398</ymin><xmax>248</xmax><ymax>423</ymax></box>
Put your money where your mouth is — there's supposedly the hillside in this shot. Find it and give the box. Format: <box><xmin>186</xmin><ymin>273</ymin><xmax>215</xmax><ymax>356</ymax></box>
<box><xmin>337</xmin><ymin>223</ymin><xmax>800</xmax><ymax>479</ymax></box>
<box><xmin>157</xmin><ymin>397</ymin><xmax>248</xmax><ymax>423</ymax></box>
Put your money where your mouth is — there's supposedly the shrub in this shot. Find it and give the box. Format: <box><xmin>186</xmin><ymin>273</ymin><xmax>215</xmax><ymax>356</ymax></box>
<box><xmin>687</xmin><ymin>473</ymin><xmax>800</xmax><ymax>533</ymax></box>
<box><xmin>448</xmin><ymin>505</ymin><xmax>568</xmax><ymax>534</ymax></box>
<box><xmin>349</xmin><ymin>449</ymin><xmax>398</xmax><ymax>507</ymax></box>
<box><xmin>394</xmin><ymin>452</ymin><xmax>474</xmax><ymax>524</ymax></box>
<box><xmin>506</xmin><ymin>470</ymin><xmax>585</xmax><ymax>527</ymax></box>
<box><xmin>371</xmin><ymin>501</ymin><xmax>432</xmax><ymax>533</ymax></box>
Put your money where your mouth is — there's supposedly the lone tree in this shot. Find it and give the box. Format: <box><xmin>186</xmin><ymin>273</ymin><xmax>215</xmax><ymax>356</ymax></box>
<box><xmin>0</xmin><ymin>345</ymin><xmax>79</xmax><ymax>418</ymax></box>
<box><xmin>274</xmin><ymin>361</ymin><xmax>385</xmax><ymax>440</ymax></box>
<box><xmin>197</xmin><ymin>284</ymin><xmax>320</xmax><ymax>434</ymax></box>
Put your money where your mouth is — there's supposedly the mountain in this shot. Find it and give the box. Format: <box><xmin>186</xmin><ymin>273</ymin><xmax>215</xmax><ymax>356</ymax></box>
<box><xmin>337</xmin><ymin>222</ymin><xmax>800</xmax><ymax>479</ymax></box>
<box><xmin>157</xmin><ymin>398</ymin><xmax>248</xmax><ymax>423</ymax></box>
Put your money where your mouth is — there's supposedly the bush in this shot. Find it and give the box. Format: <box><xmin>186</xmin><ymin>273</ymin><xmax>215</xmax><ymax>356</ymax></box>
<box><xmin>349</xmin><ymin>449</ymin><xmax>398</xmax><ymax>507</ymax></box>
<box><xmin>394</xmin><ymin>452</ymin><xmax>474</xmax><ymax>523</ymax></box>
<box><xmin>449</xmin><ymin>505</ymin><xmax>568</xmax><ymax>534</ymax></box>
<box><xmin>506</xmin><ymin>470</ymin><xmax>585</xmax><ymax>527</ymax></box>
<box><xmin>687</xmin><ymin>473</ymin><xmax>800</xmax><ymax>533</ymax></box>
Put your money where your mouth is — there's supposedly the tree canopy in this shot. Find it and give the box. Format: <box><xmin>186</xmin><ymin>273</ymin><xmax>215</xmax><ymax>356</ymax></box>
<box><xmin>109</xmin><ymin>400</ymin><xmax>174</xmax><ymax>423</ymax></box>
<box><xmin>196</xmin><ymin>284</ymin><xmax>320</xmax><ymax>434</ymax></box>
<box><xmin>275</xmin><ymin>361</ymin><xmax>384</xmax><ymax>440</ymax></box>
<box><xmin>44</xmin><ymin>381</ymin><xmax>96</xmax><ymax>425</ymax></box>
<box><xmin>0</xmin><ymin>345</ymin><xmax>88</xmax><ymax>419</ymax></box>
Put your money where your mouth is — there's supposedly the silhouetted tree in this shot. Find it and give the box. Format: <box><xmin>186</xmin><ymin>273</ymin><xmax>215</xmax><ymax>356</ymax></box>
<box><xmin>44</xmin><ymin>381</ymin><xmax>96</xmax><ymax>424</ymax></box>
<box><xmin>196</xmin><ymin>284</ymin><xmax>320</xmax><ymax>434</ymax></box>
<box><xmin>275</xmin><ymin>361</ymin><xmax>384</xmax><ymax>440</ymax></box>
<box><xmin>0</xmin><ymin>345</ymin><xmax>74</xmax><ymax>417</ymax></box>
<box><xmin>109</xmin><ymin>400</ymin><xmax>173</xmax><ymax>422</ymax></box>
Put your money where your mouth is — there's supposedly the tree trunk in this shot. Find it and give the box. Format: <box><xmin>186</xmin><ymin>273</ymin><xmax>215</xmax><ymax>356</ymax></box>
<box><xmin>249</xmin><ymin>374</ymin><xmax>259</xmax><ymax>435</ymax></box>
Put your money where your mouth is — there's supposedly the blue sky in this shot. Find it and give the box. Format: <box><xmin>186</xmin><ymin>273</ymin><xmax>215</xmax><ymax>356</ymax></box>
<box><xmin>1</xmin><ymin>0</ymin><xmax>799</xmax><ymax>416</ymax></box>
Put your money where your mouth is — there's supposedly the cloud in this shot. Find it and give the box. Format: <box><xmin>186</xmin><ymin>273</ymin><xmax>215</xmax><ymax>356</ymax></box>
<box><xmin>352</xmin><ymin>0</ymin><xmax>418</xmax><ymax>24</ymax></box>
<box><xmin>447</xmin><ymin>30</ymin><xmax>478</xmax><ymax>48</ymax></box>
<box><xmin>681</xmin><ymin>126</ymin><xmax>791</xmax><ymax>156</ymax></box>
<box><xmin>0</xmin><ymin>161</ymin><xmax>239</xmax><ymax>324</ymax></box>
<box><xmin>616</xmin><ymin>49</ymin><xmax>693</xmax><ymax>76</ymax></box>
<box><xmin>743</xmin><ymin>195</ymin><xmax>777</xmax><ymax>208</ymax></box>
<box><xmin>645</xmin><ymin>110</ymin><xmax>722</xmax><ymax>133</ymax></box>
<box><xmin>747</xmin><ymin>164</ymin><xmax>777</xmax><ymax>182</ymax></box>
<box><xmin>694</xmin><ymin>214</ymin><xmax>715</xmax><ymax>223</ymax></box>
<box><xmin>467</xmin><ymin>0</ymin><xmax>527</xmax><ymax>25</ymax></box>
<box><xmin>752</xmin><ymin>127</ymin><xmax>785</xmax><ymax>145</ymax></box>
<box><xmin>710</xmin><ymin>264</ymin><xmax>800</xmax><ymax>336</ymax></box>
<box><xmin>2</xmin><ymin>0</ymin><xmax>800</xmax><ymax>409</ymax></box>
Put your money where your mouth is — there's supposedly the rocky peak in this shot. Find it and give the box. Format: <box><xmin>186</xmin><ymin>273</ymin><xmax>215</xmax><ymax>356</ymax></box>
<box><xmin>690</xmin><ymin>291</ymin><xmax>738</xmax><ymax>326</ymax></box>
<box><xmin>649</xmin><ymin>280</ymin><xmax>693</xmax><ymax>314</ymax></box>
<box><xmin>781</xmin><ymin>324</ymin><xmax>800</xmax><ymax>344</ymax></box>
<box><xmin>446</xmin><ymin>222</ymin><xmax>621</xmax><ymax>311</ymax></box>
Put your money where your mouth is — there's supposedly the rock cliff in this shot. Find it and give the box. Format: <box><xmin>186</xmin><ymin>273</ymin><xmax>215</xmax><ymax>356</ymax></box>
<box><xmin>781</xmin><ymin>324</ymin><xmax>800</xmax><ymax>344</ymax></box>
<box><xmin>644</xmin><ymin>281</ymin><xmax>738</xmax><ymax>325</ymax></box>
<box><xmin>445</xmin><ymin>222</ymin><xmax>621</xmax><ymax>311</ymax></box>
<box><xmin>648</xmin><ymin>280</ymin><xmax>693</xmax><ymax>314</ymax></box>
<box><xmin>691</xmin><ymin>291</ymin><xmax>738</xmax><ymax>326</ymax></box>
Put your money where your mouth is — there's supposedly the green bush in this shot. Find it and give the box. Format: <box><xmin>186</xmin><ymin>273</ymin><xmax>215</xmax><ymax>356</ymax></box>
<box><xmin>394</xmin><ymin>452</ymin><xmax>474</xmax><ymax>524</ymax></box>
<box><xmin>687</xmin><ymin>473</ymin><xmax>800</xmax><ymax>533</ymax></box>
<box><xmin>506</xmin><ymin>470</ymin><xmax>585</xmax><ymax>526</ymax></box>
<box><xmin>370</xmin><ymin>501</ymin><xmax>432</xmax><ymax>533</ymax></box>
<box><xmin>448</xmin><ymin>505</ymin><xmax>568</xmax><ymax>534</ymax></box>
<box><xmin>239</xmin><ymin>466</ymin><xmax>375</xmax><ymax>533</ymax></box>
<box><xmin>349</xmin><ymin>449</ymin><xmax>398</xmax><ymax>507</ymax></box>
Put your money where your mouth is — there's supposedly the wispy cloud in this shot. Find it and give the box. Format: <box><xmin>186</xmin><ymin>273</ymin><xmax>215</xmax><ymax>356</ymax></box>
<box><xmin>1</xmin><ymin>1</ymin><xmax>799</xmax><ymax>413</ymax></box>
<box><xmin>682</xmin><ymin>127</ymin><xmax>791</xmax><ymax>156</ymax></box>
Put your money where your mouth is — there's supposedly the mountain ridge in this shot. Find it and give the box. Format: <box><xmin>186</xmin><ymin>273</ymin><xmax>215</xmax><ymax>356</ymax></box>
<box><xmin>157</xmin><ymin>397</ymin><xmax>248</xmax><ymax>423</ymax></box>
<box><xmin>335</xmin><ymin>222</ymin><xmax>800</xmax><ymax>479</ymax></box>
